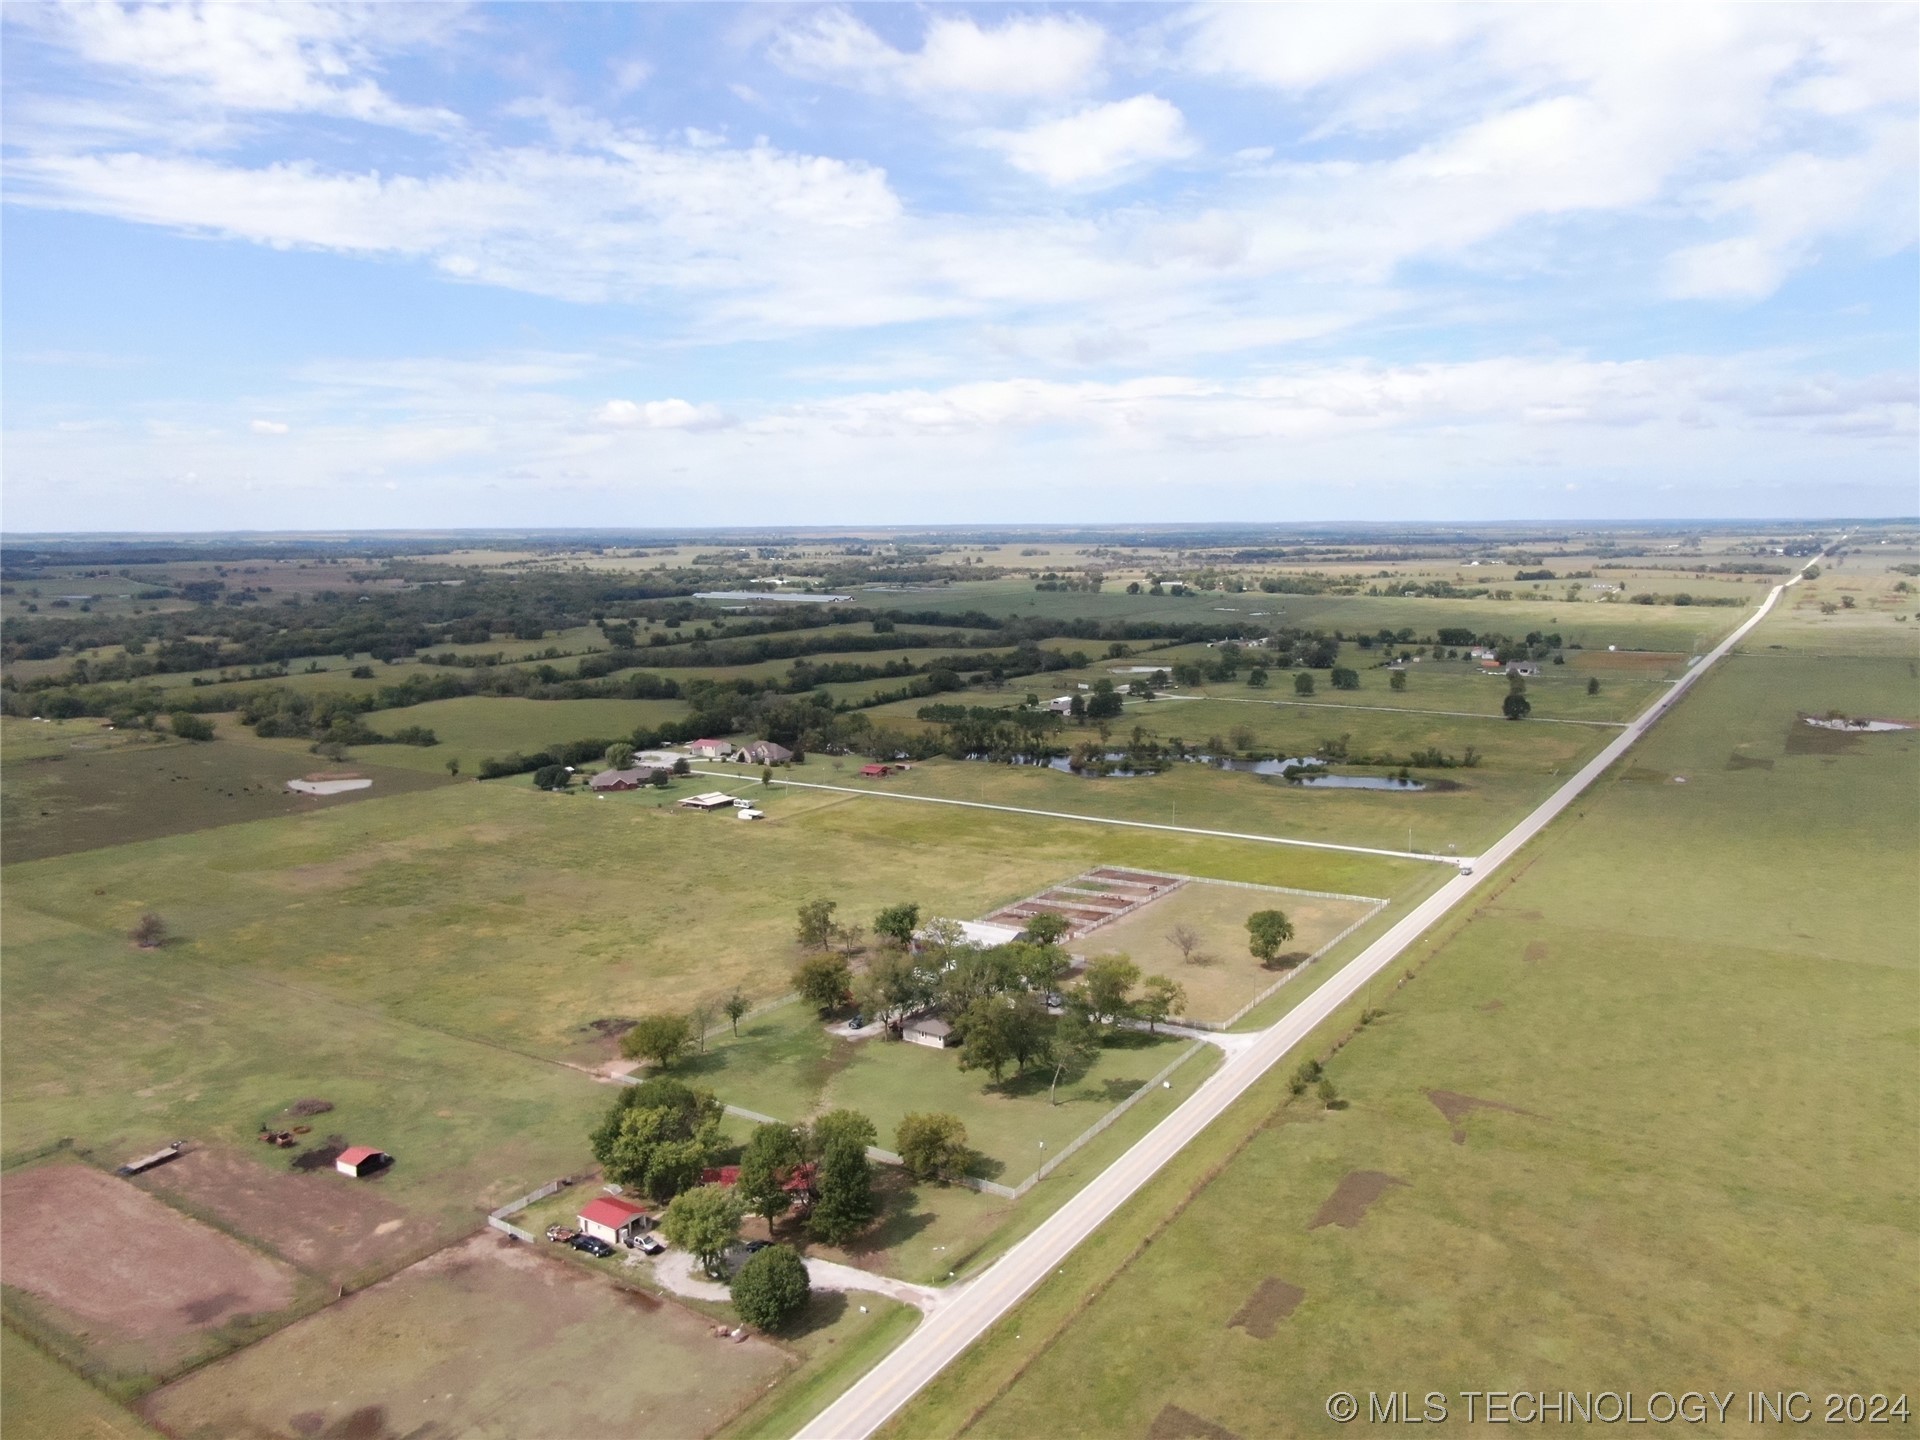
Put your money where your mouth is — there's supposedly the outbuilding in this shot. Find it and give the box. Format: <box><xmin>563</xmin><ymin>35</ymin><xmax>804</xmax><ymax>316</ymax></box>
<box><xmin>678</xmin><ymin>791</ymin><xmax>738</xmax><ymax>811</ymax></box>
<box><xmin>859</xmin><ymin>764</ymin><xmax>891</xmax><ymax>778</ymax></box>
<box><xmin>335</xmin><ymin>1146</ymin><xmax>390</xmax><ymax>1178</ymax></box>
<box><xmin>903</xmin><ymin>1013</ymin><xmax>958</xmax><ymax>1049</ymax></box>
<box><xmin>577</xmin><ymin>1195</ymin><xmax>651</xmax><ymax>1246</ymax></box>
<box><xmin>687</xmin><ymin>739</ymin><xmax>735</xmax><ymax>760</ymax></box>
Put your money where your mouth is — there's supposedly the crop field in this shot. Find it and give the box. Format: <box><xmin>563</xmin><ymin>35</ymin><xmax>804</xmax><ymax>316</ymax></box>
<box><xmin>140</xmin><ymin>1231</ymin><xmax>791</xmax><ymax>1440</ymax></box>
<box><xmin>360</xmin><ymin>694</ymin><xmax>689</xmax><ymax>768</ymax></box>
<box><xmin>892</xmin><ymin>607</ymin><xmax>1920</xmax><ymax>1439</ymax></box>
<box><xmin>0</xmin><ymin>731</ymin><xmax>451</xmax><ymax>863</ymax></box>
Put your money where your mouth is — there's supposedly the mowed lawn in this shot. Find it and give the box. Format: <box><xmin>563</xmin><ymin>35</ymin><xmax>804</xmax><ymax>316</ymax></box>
<box><xmin>895</xmin><ymin>631</ymin><xmax>1919</xmax><ymax>1438</ymax></box>
<box><xmin>681</xmin><ymin>1002</ymin><xmax>1217</xmax><ymax>1182</ymax></box>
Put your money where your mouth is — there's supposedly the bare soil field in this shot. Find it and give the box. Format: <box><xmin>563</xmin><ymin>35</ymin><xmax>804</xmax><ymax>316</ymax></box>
<box><xmin>142</xmin><ymin>1231</ymin><xmax>788</xmax><ymax>1440</ymax></box>
<box><xmin>1306</xmin><ymin>1170</ymin><xmax>1407</xmax><ymax>1230</ymax></box>
<box><xmin>0</xmin><ymin>1162</ymin><xmax>301</xmax><ymax>1378</ymax></box>
<box><xmin>135</xmin><ymin>1145</ymin><xmax>441</xmax><ymax>1285</ymax></box>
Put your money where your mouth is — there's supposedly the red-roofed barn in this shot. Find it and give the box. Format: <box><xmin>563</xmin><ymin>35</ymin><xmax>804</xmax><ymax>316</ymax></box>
<box><xmin>335</xmin><ymin>1145</ymin><xmax>389</xmax><ymax>1178</ymax></box>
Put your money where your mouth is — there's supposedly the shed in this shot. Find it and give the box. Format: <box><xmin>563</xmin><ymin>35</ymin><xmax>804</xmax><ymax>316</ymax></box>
<box><xmin>859</xmin><ymin>764</ymin><xmax>891</xmax><ymax>778</ymax></box>
<box><xmin>678</xmin><ymin>791</ymin><xmax>738</xmax><ymax>811</ymax></box>
<box><xmin>700</xmin><ymin>1165</ymin><xmax>742</xmax><ymax>1188</ymax></box>
<box><xmin>335</xmin><ymin>1146</ymin><xmax>389</xmax><ymax>1178</ymax></box>
<box><xmin>903</xmin><ymin>1013</ymin><xmax>958</xmax><ymax>1049</ymax></box>
<box><xmin>687</xmin><ymin>739</ymin><xmax>734</xmax><ymax>759</ymax></box>
<box><xmin>577</xmin><ymin>1195</ymin><xmax>651</xmax><ymax>1246</ymax></box>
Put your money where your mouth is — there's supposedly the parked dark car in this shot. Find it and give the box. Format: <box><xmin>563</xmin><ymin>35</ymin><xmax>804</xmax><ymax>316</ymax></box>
<box><xmin>742</xmin><ymin>1239</ymin><xmax>772</xmax><ymax>1255</ymax></box>
<box><xmin>570</xmin><ymin>1235</ymin><xmax>616</xmax><ymax>1258</ymax></box>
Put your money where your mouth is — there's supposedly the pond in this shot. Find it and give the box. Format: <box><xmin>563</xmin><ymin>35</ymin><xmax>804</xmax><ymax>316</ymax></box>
<box><xmin>1296</xmin><ymin>773</ymin><xmax>1427</xmax><ymax>791</ymax></box>
<box><xmin>965</xmin><ymin>751</ymin><xmax>1158</xmax><ymax>778</ymax></box>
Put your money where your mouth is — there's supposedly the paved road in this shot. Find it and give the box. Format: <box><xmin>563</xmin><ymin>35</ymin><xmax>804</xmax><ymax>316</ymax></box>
<box><xmin>689</xmin><ymin>771</ymin><xmax>1460</xmax><ymax>867</ymax></box>
<box><xmin>795</xmin><ymin>557</ymin><xmax>1820</xmax><ymax>1440</ymax></box>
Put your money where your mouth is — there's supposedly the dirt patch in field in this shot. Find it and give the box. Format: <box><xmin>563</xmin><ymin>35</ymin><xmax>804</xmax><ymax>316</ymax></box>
<box><xmin>1784</xmin><ymin>720</ymin><xmax>1861</xmax><ymax>756</ymax></box>
<box><xmin>137</xmin><ymin>1145</ymin><xmax>438</xmax><ymax>1284</ymax></box>
<box><xmin>0</xmin><ymin>1162</ymin><xmax>299</xmax><ymax>1371</ymax></box>
<box><xmin>1308</xmin><ymin>1170</ymin><xmax>1407</xmax><ymax>1230</ymax></box>
<box><xmin>584</xmin><ymin>1016</ymin><xmax>637</xmax><ymax>1040</ymax></box>
<box><xmin>1227</xmin><ymin>1277</ymin><xmax>1304</xmax><ymax>1338</ymax></box>
<box><xmin>1148</xmin><ymin>1403</ymin><xmax>1243</xmax><ymax>1440</ymax></box>
<box><xmin>1523</xmin><ymin>941</ymin><xmax>1549</xmax><ymax>963</ymax></box>
<box><xmin>1478</xmin><ymin>999</ymin><xmax>1505</xmax><ymax>1013</ymax></box>
<box><xmin>287</xmin><ymin>1098</ymin><xmax>335</xmax><ymax>1117</ymax></box>
<box><xmin>1427</xmin><ymin>1090</ymin><xmax>1545</xmax><ymax>1145</ymax></box>
<box><xmin>142</xmin><ymin>1230</ymin><xmax>787</xmax><ymax>1440</ymax></box>
<box><xmin>1725</xmin><ymin>752</ymin><xmax>1775</xmax><ymax>771</ymax></box>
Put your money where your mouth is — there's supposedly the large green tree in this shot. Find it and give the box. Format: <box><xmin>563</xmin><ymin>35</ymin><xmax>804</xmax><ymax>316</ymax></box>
<box><xmin>662</xmin><ymin>1183</ymin><xmax>744</xmax><ymax>1277</ymax></box>
<box><xmin>1077</xmin><ymin>954</ymin><xmax>1141</xmax><ymax>1026</ymax></box>
<box><xmin>807</xmin><ymin>1109</ymin><xmax>877</xmax><ymax>1245</ymax></box>
<box><xmin>737</xmin><ymin>1122</ymin><xmax>807</xmax><ymax>1227</ymax></box>
<box><xmin>621</xmin><ymin>1013</ymin><xmax>693</xmax><ymax>1070</ymax></box>
<box><xmin>1246</xmin><ymin>909</ymin><xmax>1295</xmax><ymax>965</ymax></box>
<box><xmin>730</xmin><ymin>1244</ymin><xmax>811</xmax><ymax>1331</ymax></box>
<box><xmin>872</xmin><ymin>902</ymin><xmax>921</xmax><ymax>948</ymax></box>
<box><xmin>895</xmin><ymin>1112</ymin><xmax>971</xmax><ymax>1183</ymax></box>
<box><xmin>795</xmin><ymin>898</ymin><xmax>839</xmax><ymax>949</ymax></box>
<box><xmin>793</xmin><ymin>953</ymin><xmax>852</xmax><ymax>1014</ymax></box>
<box><xmin>589</xmin><ymin>1077</ymin><xmax>722</xmax><ymax>1202</ymax></box>
<box><xmin>1139</xmin><ymin>975</ymin><xmax>1187</xmax><ymax>1033</ymax></box>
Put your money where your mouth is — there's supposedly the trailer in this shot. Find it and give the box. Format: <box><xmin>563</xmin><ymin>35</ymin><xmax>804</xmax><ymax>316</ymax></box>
<box><xmin>116</xmin><ymin>1141</ymin><xmax>184</xmax><ymax>1176</ymax></box>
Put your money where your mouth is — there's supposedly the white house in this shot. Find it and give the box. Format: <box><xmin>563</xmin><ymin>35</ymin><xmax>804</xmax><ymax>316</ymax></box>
<box><xmin>687</xmin><ymin>738</ymin><xmax>734</xmax><ymax>760</ymax></box>
<box><xmin>902</xmin><ymin>1013</ymin><xmax>958</xmax><ymax>1049</ymax></box>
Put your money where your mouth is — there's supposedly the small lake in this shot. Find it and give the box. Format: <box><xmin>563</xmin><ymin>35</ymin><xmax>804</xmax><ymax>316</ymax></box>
<box><xmin>1297</xmin><ymin>773</ymin><xmax>1427</xmax><ymax>791</ymax></box>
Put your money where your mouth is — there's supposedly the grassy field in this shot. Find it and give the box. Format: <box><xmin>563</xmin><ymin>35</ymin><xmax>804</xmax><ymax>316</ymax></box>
<box><xmin>359</xmin><ymin>694</ymin><xmax>689</xmax><ymax>770</ymax></box>
<box><xmin>0</xmin><ymin>1327</ymin><xmax>166</xmax><ymax>1440</ymax></box>
<box><xmin>139</xmin><ymin>1231</ymin><xmax>795</xmax><ymax>1440</ymax></box>
<box><xmin>680</xmin><ymin>1001</ymin><xmax>1215</xmax><ymax>1183</ymax></box>
<box><xmin>777</xmin><ymin>749</ymin><xmax>1580</xmax><ymax>858</ymax></box>
<box><xmin>2</xmin><ymin>773</ymin><xmax>1425</xmax><ymax>1064</ymax></box>
<box><xmin>1088</xmin><ymin>881</ymin><xmax>1381</xmax><ymax>1024</ymax></box>
<box><xmin>888</xmin><ymin>607</ymin><xmax>1919</xmax><ymax>1439</ymax></box>
<box><xmin>0</xmin><ymin>731</ymin><xmax>451</xmax><ymax>863</ymax></box>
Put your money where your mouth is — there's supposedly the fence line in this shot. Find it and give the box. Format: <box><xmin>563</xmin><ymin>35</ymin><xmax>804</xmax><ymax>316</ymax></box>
<box><xmin>1170</xmin><ymin>900</ymin><xmax>1392</xmax><ymax>1033</ymax></box>
<box><xmin>1008</xmin><ymin>1040</ymin><xmax>1207</xmax><ymax>1198</ymax></box>
<box><xmin>487</xmin><ymin>1175</ymin><xmax>572</xmax><ymax>1242</ymax></box>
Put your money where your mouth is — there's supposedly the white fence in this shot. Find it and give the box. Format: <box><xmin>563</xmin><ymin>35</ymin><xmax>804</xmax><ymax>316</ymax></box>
<box><xmin>487</xmin><ymin>1176</ymin><xmax>571</xmax><ymax>1242</ymax></box>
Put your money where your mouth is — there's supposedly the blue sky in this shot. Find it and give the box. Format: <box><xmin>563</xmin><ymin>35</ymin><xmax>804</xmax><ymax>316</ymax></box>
<box><xmin>3</xmin><ymin>2</ymin><xmax>1915</xmax><ymax>531</ymax></box>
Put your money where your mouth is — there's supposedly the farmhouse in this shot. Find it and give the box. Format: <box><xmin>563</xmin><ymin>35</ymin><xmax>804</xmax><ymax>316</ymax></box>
<box><xmin>577</xmin><ymin>1195</ymin><xmax>651</xmax><ymax>1246</ymax></box>
<box><xmin>335</xmin><ymin>1146</ymin><xmax>389</xmax><ymax>1178</ymax></box>
<box><xmin>902</xmin><ymin>1012</ymin><xmax>959</xmax><ymax>1049</ymax></box>
<box><xmin>1046</xmin><ymin>696</ymin><xmax>1076</xmax><ymax>714</ymax></box>
<box><xmin>588</xmin><ymin>766</ymin><xmax>660</xmax><ymax>791</ymax></box>
<box><xmin>678</xmin><ymin>792</ymin><xmax>738</xmax><ymax>811</ymax></box>
<box><xmin>687</xmin><ymin>739</ymin><xmax>734</xmax><ymax>759</ymax></box>
<box><xmin>1504</xmin><ymin>661</ymin><xmax>1542</xmax><ymax>678</ymax></box>
<box><xmin>734</xmin><ymin>741</ymin><xmax>794</xmax><ymax>765</ymax></box>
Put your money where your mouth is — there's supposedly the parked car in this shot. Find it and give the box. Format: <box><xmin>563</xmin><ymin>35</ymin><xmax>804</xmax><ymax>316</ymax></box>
<box><xmin>741</xmin><ymin>1239</ymin><xmax>772</xmax><ymax>1255</ymax></box>
<box><xmin>848</xmin><ymin>1013</ymin><xmax>866</xmax><ymax>1030</ymax></box>
<box><xmin>635</xmin><ymin>1233</ymin><xmax>666</xmax><ymax>1255</ymax></box>
<box><xmin>569</xmin><ymin>1235</ymin><xmax>616</xmax><ymax>1258</ymax></box>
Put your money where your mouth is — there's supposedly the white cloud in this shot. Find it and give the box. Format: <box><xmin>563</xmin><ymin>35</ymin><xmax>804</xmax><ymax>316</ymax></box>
<box><xmin>984</xmin><ymin>95</ymin><xmax>1196</xmax><ymax>188</ymax></box>
<box><xmin>12</xmin><ymin>1</ymin><xmax>461</xmax><ymax>132</ymax></box>
<box><xmin>597</xmin><ymin>398</ymin><xmax>728</xmax><ymax>430</ymax></box>
<box><xmin>249</xmin><ymin>418</ymin><xmax>289</xmax><ymax>435</ymax></box>
<box><xmin>769</xmin><ymin>9</ymin><xmax>1106</xmax><ymax>104</ymax></box>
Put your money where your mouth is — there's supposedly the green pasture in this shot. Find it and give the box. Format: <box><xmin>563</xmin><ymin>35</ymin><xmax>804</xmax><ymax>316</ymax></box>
<box><xmin>0</xmin><ymin>771</ymin><xmax>1426</xmax><ymax>1067</ymax></box>
<box><xmin>0</xmin><ymin>1327</ymin><xmax>165</xmax><ymax>1440</ymax></box>
<box><xmin>359</xmin><ymin>694</ymin><xmax>689</xmax><ymax>769</ymax></box>
<box><xmin>1</xmin><ymin>733</ymin><xmax>450</xmax><ymax>863</ymax></box>
<box><xmin>783</xmin><ymin>747</ymin><xmax>1579</xmax><ymax>857</ymax></box>
<box><xmin>893</xmin><ymin>621</ymin><xmax>1919</xmax><ymax>1439</ymax></box>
